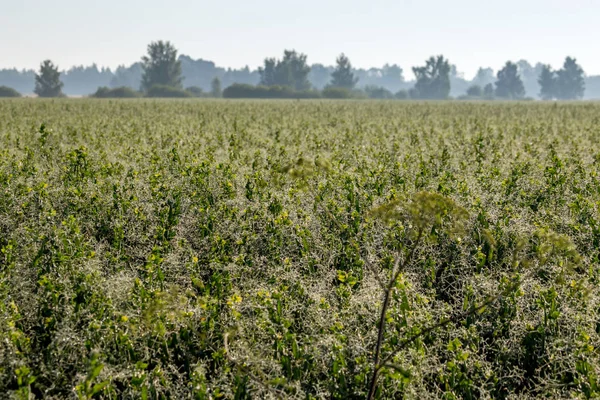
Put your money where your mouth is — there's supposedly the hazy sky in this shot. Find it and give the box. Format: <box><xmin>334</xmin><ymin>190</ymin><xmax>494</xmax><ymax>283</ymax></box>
<box><xmin>1</xmin><ymin>0</ymin><xmax>599</xmax><ymax>79</ymax></box>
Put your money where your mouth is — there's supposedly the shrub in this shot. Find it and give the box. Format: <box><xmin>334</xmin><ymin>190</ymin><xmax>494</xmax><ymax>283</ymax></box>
<box><xmin>364</xmin><ymin>85</ymin><xmax>394</xmax><ymax>99</ymax></box>
<box><xmin>322</xmin><ymin>86</ymin><xmax>353</xmax><ymax>99</ymax></box>
<box><xmin>91</xmin><ymin>86</ymin><xmax>141</xmax><ymax>98</ymax></box>
<box><xmin>186</xmin><ymin>86</ymin><xmax>206</xmax><ymax>98</ymax></box>
<box><xmin>466</xmin><ymin>85</ymin><xmax>483</xmax><ymax>97</ymax></box>
<box><xmin>145</xmin><ymin>84</ymin><xmax>192</xmax><ymax>98</ymax></box>
<box><xmin>395</xmin><ymin>89</ymin><xmax>409</xmax><ymax>100</ymax></box>
<box><xmin>222</xmin><ymin>84</ymin><xmax>320</xmax><ymax>99</ymax></box>
<box><xmin>0</xmin><ymin>86</ymin><xmax>22</xmax><ymax>97</ymax></box>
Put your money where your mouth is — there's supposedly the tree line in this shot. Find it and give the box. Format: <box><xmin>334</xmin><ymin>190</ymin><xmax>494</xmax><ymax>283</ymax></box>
<box><xmin>0</xmin><ymin>41</ymin><xmax>589</xmax><ymax>100</ymax></box>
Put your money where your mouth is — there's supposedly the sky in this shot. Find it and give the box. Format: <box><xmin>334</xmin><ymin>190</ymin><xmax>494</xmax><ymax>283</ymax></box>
<box><xmin>1</xmin><ymin>0</ymin><xmax>599</xmax><ymax>79</ymax></box>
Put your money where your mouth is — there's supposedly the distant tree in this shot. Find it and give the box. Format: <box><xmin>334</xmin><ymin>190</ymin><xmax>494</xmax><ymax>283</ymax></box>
<box><xmin>258</xmin><ymin>50</ymin><xmax>311</xmax><ymax>91</ymax></box>
<box><xmin>472</xmin><ymin>67</ymin><xmax>495</xmax><ymax>88</ymax></box>
<box><xmin>495</xmin><ymin>62</ymin><xmax>525</xmax><ymax>99</ymax></box>
<box><xmin>538</xmin><ymin>65</ymin><xmax>556</xmax><ymax>100</ymax></box>
<box><xmin>395</xmin><ymin>89</ymin><xmax>409</xmax><ymax>100</ymax></box>
<box><xmin>555</xmin><ymin>57</ymin><xmax>585</xmax><ymax>100</ymax></box>
<box><xmin>364</xmin><ymin>85</ymin><xmax>393</xmax><ymax>99</ymax></box>
<box><xmin>34</xmin><ymin>60</ymin><xmax>64</xmax><ymax>98</ymax></box>
<box><xmin>186</xmin><ymin>86</ymin><xmax>205</xmax><ymax>97</ymax></box>
<box><xmin>141</xmin><ymin>41</ymin><xmax>182</xmax><ymax>91</ymax></box>
<box><xmin>211</xmin><ymin>77</ymin><xmax>222</xmax><ymax>97</ymax></box>
<box><xmin>329</xmin><ymin>53</ymin><xmax>358</xmax><ymax>90</ymax></box>
<box><xmin>466</xmin><ymin>85</ymin><xmax>483</xmax><ymax>97</ymax></box>
<box><xmin>411</xmin><ymin>55</ymin><xmax>451</xmax><ymax>99</ymax></box>
<box><xmin>483</xmin><ymin>83</ymin><xmax>494</xmax><ymax>98</ymax></box>
<box><xmin>258</xmin><ymin>58</ymin><xmax>277</xmax><ymax>86</ymax></box>
<box><xmin>0</xmin><ymin>86</ymin><xmax>21</xmax><ymax>97</ymax></box>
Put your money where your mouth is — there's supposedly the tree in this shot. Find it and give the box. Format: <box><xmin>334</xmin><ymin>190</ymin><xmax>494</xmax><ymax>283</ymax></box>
<box><xmin>258</xmin><ymin>50</ymin><xmax>311</xmax><ymax>91</ymax></box>
<box><xmin>466</xmin><ymin>85</ymin><xmax>483</xmax><ymax>97</ymax></box>
<box><xmin>495</xmin><ymin>62</ymin><xmax>525</xmax><ymax>99</ymax></box>
<box><xmin>555</xmin><ymin>57</ymin><xmax>585</xmax><ymax>100</ymax></box>
<box><xmin>211</xmin><ymin>77</ymin><xmax>222</xmax><ymax>97</ymax></box>
<box><xmin>483</xmin><ymin>83</ymin><xmax>494</xmax><ymax>98</ymax></box>
<box><xmin>538</xmin><ymin>65</ymin><xmax>556</xmax><ymax>100</ymax></box>
<box><xmin>329</xmin><ymin>53</ymin><xmax>358</xmax><ymax>90</ymax></box>
<box><xmin>258</xmin><ymin>58</ymin><xmax>277</xmax><ymax>86</ymax></box>
<box><xmin>411</xmin><ymin>55</ymin><xmax>451</xmax><ymax>99</ymax></box>
<box><xmin>34</xmin><ymin>60</ymin><xmax>64</xmax><ymax>98</ymax></box>
<box><xmin>141</xmin><ymin>41</ymin><xmax>182</xmax><ymax>91</ymax></box>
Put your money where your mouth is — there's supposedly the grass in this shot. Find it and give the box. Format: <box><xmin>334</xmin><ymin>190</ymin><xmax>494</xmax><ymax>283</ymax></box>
<box><xmin>1</xmin><ymin>99</ymin><xmax>600</xmax><ymax>398</ymax></box>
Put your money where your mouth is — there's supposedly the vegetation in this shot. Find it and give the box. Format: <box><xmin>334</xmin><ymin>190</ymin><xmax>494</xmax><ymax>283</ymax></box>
<box><xmin>258</xmin><ymin>50</ymin><xmax>311</xmax><ymax>91</ymax></box>
<box><xmin>223</xmin><ymin>83</ymin><xmax>320</xmax><ymax>99</ymax></box>
<box><xmin>411</xmin><ymin>56</ymin><xmax>451</xmax><ymax>99</ymax></box>
<box><xmin>329</xmin><ymin>53</ymin><xmax>358</xmax><ymax>90</ymax></box>
<box><xmin>34</xmin><ymin>60</ymin><xmax>64</xmax><ymax>98</ymax></box>
<box><xmin>91</xmin><ymin>86</ymin><xmax>141</xmax><ymax>98</ymax></box>
<box><xmin>145</xmin><ymin>84</ymin><xmax>192</xmax><ymax>98</ymax></box>
<box><xmin>1</xmin><ymin>99</ymin><xmax>600</xmax><ymax>398</ymax></box>
<box><xmin>0</xmin><ymin>86</ymin><xmax>21</xmax><ymax>97</ymax></box>
<box><xmin>141</xmin><ymin>41</ymin><xmax>183</xmax><ymax>92</ymax></box>
<box><xmin>211</xmin><ymin>77</ymin><xmax>222</xmax><ymax>98</ymax></box>
<box><xmin>495</xmin><ymin>62</ymin><xmax>525</xmax><ymax>99</ymax></box>
<box><xmin>539</xmin><ymin>57</ymin><xmax>586</xmax><ymax>100</ymax></box>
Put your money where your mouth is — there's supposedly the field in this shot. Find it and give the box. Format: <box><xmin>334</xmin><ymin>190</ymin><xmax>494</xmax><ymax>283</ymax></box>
<box><xmin>1</xmin><ymin>99</ymin><xmax>600</xmax><ymax>399</ymax></box>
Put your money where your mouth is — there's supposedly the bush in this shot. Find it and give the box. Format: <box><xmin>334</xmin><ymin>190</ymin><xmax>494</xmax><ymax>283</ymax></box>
<box><xmin>0</xmin><ymin>86</ymin><xmax>22</xmax><ymax>97</ymax></box>
<box><xmin>186</xmin><ymin>86</ymin><xmax>206</xmax><ymax>98</ymax></box>
<box><xmin>395</xmin><ymin>89</ymin><xmax>409</xmax><ymax>100</ymax></box>
<box><xmin>322</xmin><ymin>87</ymin><xmax>353</xmax><ymax>99</ymax></box>
<box><xmin>466</xmin><ymin>85</ymin><xmax>483</xmax><ymax>97</ymax></box>
<box><xmin>364</xmin><ymin>85</ymin><xmax>394</xmax><ymax>99</ymax></box>
<box><xmin>223</xmin><ymin>84</ymin><xmax>320</xmax><ymax>99</ymax></box>
<box><xmin>91</xmin><ymin>86</ymin><xmax>141</xmax><ymax>98</ymax></box>
<box><xmin>146</xmin><ymin>84</ymin><xmax>192</xmax><ymax>98</ymax></box>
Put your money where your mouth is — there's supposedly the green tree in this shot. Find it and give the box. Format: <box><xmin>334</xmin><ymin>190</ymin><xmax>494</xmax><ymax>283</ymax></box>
<box><xmin>538</xmin><ymin>65</ymin><xmax>556</xmax><ymax>100</ymax></box>
<box><xmin>258</xmin><ymin>58</ymin><xmax>277</xmax><ymax>86</ymax></box>
<box><xmin>34</xmin><ymin>60</ymin><xmax>64</xmax><ymax>98</ymax></box>
<box><xmin>329</xmin><ymin>53</ymin><xmax>358</xmax><ymax>90</ymax></box>
<box><xmin>141</xmin><ymin>41</ymin><xmax>182</xmax><ymax>91</ymax></box>
<box><xmin>495</xmin><ymin>62</ymin><xmax>525</xmax><ymax>99</ymax></box>
<box><xmin>411</xmin><ymin>55</ymin><xmax>451</xmax><ymax>99</ymax></box>
<box><xmin>258</xmin><ymin>50</ymin><xmax>311</xmax><ymax>91</ymax></box>
<box><xmin>555</xmin><ymin>57</ymin><xmax>585</xmax><ymax>100</ymax></box>
<box><xmin>211</xmin><ymin>77</ymin><xmax>222</xmax><ymax>97</ymax></box>
<box><xmin>466</xmin><ymin>85</ymin><xmax>483</xmax><ymax>97</ymax></box>
<box><xmin>483</xmin><ymin>83</ymin><xmax>494</xmax><ymax>98</ymax></box>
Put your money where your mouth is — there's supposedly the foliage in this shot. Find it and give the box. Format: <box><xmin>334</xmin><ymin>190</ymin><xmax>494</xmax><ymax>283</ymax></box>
<box><xmin>495</xmin><ymin>62</ymin><xmax>525</xmax><ymax>99</ymax></box>
<box><xmin>185</xmin><ymin>86</ymin><xmax>206</xmax><ymax>97</ymax></box>
<box><xmin>211</xmin><ymin>77</ymin><xmax>222</xmax><ymax>98</ymax></box>
<box><xmin>0</xmin><ymin>100</ymin><xmax>599</xmax><ymax>398</ymax></box>
<box><xmin>223</xmin><ymin>83</ymin><xmax>320</xmax><ymax>99</ymax></box>
<box><xmin>483</xmin><ymin>83</ymin><xmax>495</xmax><ymax>99</ymax></box>
<box><xmin>34</xmin><ymin>60</ymin><xmax>64</xmax><ymax>98</ymax></box>
<box><xmin>412</xmin><ymin>55</ymin><xmax>451</xmax><ymax>99</ymax></box>
<box><xmin>538</xmin><ymin>64</ymin><xmax>556</xmax><ymax>100</ymax></box>
<box><xmin>91</xmin><ymin>86</ymin><xmax>141</xmax><ymax>98</ymax></box>
<box><xmin>466</xmin><ymin>85</ymin><xmax>483</xmax><ymax>97</ymax></box>
<box><xmin>141</xmin><ymin>41</ymin><xmax>183</xmax><ymax>91</ymax></box>
<box><xmin>321</xmin><ymin>86</ymin><xmax>354</xmax><ymax>99</ymax></box>
<box><xmin>364</xmin><ymin>85</ymin><xmax>394</xmax><ymax>99</ymax></box>
<box><xmin>0</xmin><ymin>86</ymin><xmax>21</xmax><ymax>97</ymax></box>
<box><xmin>329</xmin><ymin>53</ymin><xmax>359</xmax><ymax>90</ymax></box>
<box><xmin>395</xmin><ymin>89</ymin><xmax>409</xmax><ymax>100</ymax></box>
<box><xmin>145</xmin><ymin>84</ymin><xmax>192</xmax><ymax>98</ymax></box>
<box><xmin>555</xmin><ymin>57</ymin><xmax>585</xmax><ymax>100</ymax></box>
<box><xmin>258</xmin><ymin>50</ymin><xmax>311</xmax><ymax>91</ymax></box>
<box><xmin>538</xmin><ymin>58</ymin><xmax>585</xmax><ymax>100</ymax></box>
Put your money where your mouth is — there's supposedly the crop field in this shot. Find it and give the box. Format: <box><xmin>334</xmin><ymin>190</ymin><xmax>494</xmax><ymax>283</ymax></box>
<box><xmin>2</xmin><ymin>99</ymin><xmax>600</xmax><ymax>399</ymax></box>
